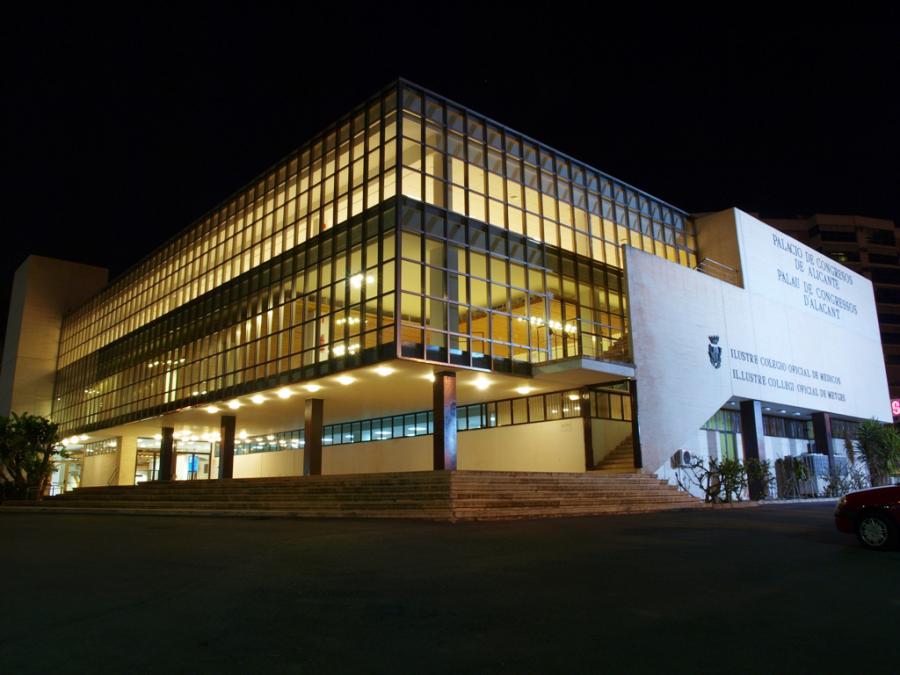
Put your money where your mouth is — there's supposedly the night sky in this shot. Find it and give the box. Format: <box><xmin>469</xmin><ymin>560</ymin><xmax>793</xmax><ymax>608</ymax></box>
<box><xmin>3</xmin><ymin>10</ymin><xmax>898</xmax><ymax>339</ymax></box>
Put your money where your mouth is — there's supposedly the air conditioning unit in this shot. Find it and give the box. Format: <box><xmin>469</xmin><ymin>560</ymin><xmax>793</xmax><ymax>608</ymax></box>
<box><xmin>671</xmin><ymin>449</ymin><xmax>692</xmax><ymax>468</ymax></box>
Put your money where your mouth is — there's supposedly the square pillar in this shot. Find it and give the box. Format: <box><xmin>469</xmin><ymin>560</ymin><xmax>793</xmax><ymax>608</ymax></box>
<box><xmin>580</xmin><ymin>388</ymin><xmax>594</xmax><ymax>470</ymax></box>
<box><xmin>304</xmin><ymin>398</ymin><xmax>324</xmax><ymax>476</ymax></box>
<box><xmin>629</xmin><ymin>380</ymin><xmax>643</xmax><ymax>469</ymax></box>
<box><xmin>116</xmin><ymin>435</ymin><xmax>138</xmax><ymax>486</ymax></box>
<box><xmin>739</xmin><ymin>400</ymin><xmax>765</xmax><ymax>500</ymax></box>
<box><xmin>219</xmin><ymin>415</ymin><xmax>236</xmax><ymax>479</ymax></box>
<box><xmin>433</xmin><ymin>371</ymin><xmax>457</xmax><ymax>470</ymax></box>
<box><xmin>812</xmin><ymin>411</ymin><xmax>835</xmax><ymax>473</ymax></box>
<box><xmin>157</xmin><ymin>426</ymin><xmax>176</xmax><ymax>481</ymax></box>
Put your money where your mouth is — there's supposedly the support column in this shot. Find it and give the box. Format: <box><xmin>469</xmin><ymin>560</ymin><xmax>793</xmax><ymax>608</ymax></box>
<box><xmin>303</xmin><ymin>398</ymin><xmax>324</xmax><ymax>476</ymax></box>
<box><xmin>812</xmin><ymin>411</ymin><xmax>835</xmax><ymax>474</ymax></box>
<box><xmin>116</xmin><ymin>434</ymin><xmax>138</xmax><ymax>486</ymax></box>
<box><xmin>629</xmin><ymin>381</ymin><xmax>643</xmax><ymax>469</ymax></box>
<box><xmin>219</xmin><ymin>415</ymin><xmax>236</xmax><ymax>479</ymax></box>
<box><xmin>581</xmin><ymin>388</ymin><xmax>594</xmax><ymax>470</ymax></box>
<box><xmin>157</xmin><ymin>426</ymin><xmax>175</xmax><ymax>481</ymax></box>
<box><xmin>740</xmin><ymin>400</ymin><xmax>765</xmax><ymax>500</ymax></box>
<box><xmin>433</xmin><ymin>371</ymin><xmax>457</xmax><ymax>470</ymax></box>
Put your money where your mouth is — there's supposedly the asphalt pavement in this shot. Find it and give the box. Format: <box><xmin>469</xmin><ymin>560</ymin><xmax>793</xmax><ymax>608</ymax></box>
<box><xmin>1</xmin><ymin>503</ymin><xmax>897</xmax><ymax>673</ymax></box>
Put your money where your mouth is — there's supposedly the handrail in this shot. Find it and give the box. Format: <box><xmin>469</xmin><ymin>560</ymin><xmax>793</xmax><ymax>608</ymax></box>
<box><xmin>694</xmin><ymin>257</ymin><xmax>740</xmax><ymax>284</ymax></box>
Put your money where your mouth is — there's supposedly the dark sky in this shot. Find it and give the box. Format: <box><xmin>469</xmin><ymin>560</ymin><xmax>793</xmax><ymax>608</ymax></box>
<box><xmin>3</xmin><ymin>9</ymin><xmax>899</xmax><ymax>334</ymax></box>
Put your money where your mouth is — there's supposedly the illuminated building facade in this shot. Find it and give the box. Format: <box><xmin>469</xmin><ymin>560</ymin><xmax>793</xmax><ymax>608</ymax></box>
<box><xmin>1</xmin><ymin>80</ymin><xmax>890</xmax><ymax>496</ymax></box>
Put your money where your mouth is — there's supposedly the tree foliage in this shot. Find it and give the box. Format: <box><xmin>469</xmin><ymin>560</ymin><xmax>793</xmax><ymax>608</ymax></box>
<box><xmin>0</xmin><ymin>412</ymin><xmax>63</xmax><ymax>501</ymax></box>
<box><xmin>676</xmin><ymin>455</ymin><xmax>749</xmax><ymax>503</ymax></box>
<box><xmin>855</xmin><ymin>419</ymin><xmax>900</xmax><ymax>487</ymax></box>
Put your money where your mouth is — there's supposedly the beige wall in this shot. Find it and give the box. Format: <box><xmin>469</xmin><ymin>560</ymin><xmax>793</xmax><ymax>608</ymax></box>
<box><xmin>458</xmin><ymin>419</ymin><xmax>585</xmax><ymax>472</ymax></box>
<box><xmin>81</xmin><ymin>453</ymin><xmax>118</xmax><ymax>488</ymax></box>
<box><xmin>0</xmin><ymin>256</ymin><xmax>107</xmax><ymax>417</ymax></box>
<box><xmin>116</xmin><ymin>435</ymin><xmax>138</xmax><ymax>486</ymax></box>
<box><xmin>233</xmin><ymin>449</ymin><xmax>305</xmax><ymax>478</ymax></box>
<box><xmin>590</xmin><ymin>419</ymin><xmax>632</xmax><ymax>466</ymax></box>
<box><xmin>693</xmin><ymin>209</ymin><xmax>744</xmax><ymax>286</ymax></box>
<box><xmin>209</xmin><ymin>421</ymin><xmax>587</xmax><ymax>480</ymax></box>
<box><xmin>324</xmin><ymin>436</ymin><xmax>432</xmax><ymax>475</ymax></box>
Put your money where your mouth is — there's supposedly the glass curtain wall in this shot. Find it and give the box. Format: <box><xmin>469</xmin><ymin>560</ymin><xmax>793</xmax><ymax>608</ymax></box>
<box><xmin>53</xmin><ymin>79</ymin><xmax>697</xmax><ymax>436</ymax></box>
<box><xmin>396</xmin><ymin>83</ymin><xmax>696</xmax><ymax>273</ymax></box>
<box><xmin>397</xmin><ymin>199</ymin><xmax>628</xmax><ymax>371</ymax></box>
<box><xmin>54</xmin><ymin>204</ymin><xmax>397</xmax><ymax>433</ymax></box>
<box><xmin>57</xmin><ymin>87</ymin><xmax>400</xmax><ymax>370</ymax></box>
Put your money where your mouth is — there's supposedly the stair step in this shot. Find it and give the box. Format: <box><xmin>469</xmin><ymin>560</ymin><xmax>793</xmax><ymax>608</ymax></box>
<box><xmin>41</xmin><ymin>470</ymin><xmax>699</xmax><ymax>520</ymax></box>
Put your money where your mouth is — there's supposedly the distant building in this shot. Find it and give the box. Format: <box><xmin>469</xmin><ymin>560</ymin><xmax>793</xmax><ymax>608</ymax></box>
<box><xmin>764</xmin><ymin>214</ymin><xmax>900</xmax><ymax>400</ymax></box>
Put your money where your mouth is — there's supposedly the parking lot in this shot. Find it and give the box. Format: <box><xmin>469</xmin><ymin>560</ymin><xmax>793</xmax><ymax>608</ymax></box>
<box><xmin>1</xmin><ymin>502</ymin><xmax>898</xmax><ymax>673</ymax></box>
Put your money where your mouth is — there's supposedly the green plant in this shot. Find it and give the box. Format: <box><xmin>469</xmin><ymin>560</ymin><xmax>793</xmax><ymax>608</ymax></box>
<box><xmin>675</xmin><ymin>455</ymin><xmax>749</xmax><ymax>503</ymax></box>
<box><xmin>746</xmin><ymin>458</ymin><xmax>775</xmax><ymax>500</ymax></box>
<box><xmin>0</xmin><ymin>412</ymin><xmax>64</xmax><ymax>501</ymax></box>
<box><xmin>856</xmin><ymin>419</ymin><xmax>900</xmax><ymax>487</ymax></box>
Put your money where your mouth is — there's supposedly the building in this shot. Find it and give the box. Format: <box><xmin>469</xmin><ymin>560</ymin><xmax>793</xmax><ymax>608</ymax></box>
<box><xmin>0</xmin><ymin>79</ymin><xmax>891</xmax><ymax>498</ymax></box>
<box><xmin>762</xmin><ymin>213</ymin><xmax>900</xmax><ymax>402</ymax></box>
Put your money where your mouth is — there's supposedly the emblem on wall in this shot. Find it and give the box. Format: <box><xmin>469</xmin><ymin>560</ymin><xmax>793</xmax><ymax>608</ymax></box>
<box><xmin>708</xmin><ymin>335</ymin><xmax>722</xmax><ymax>369</ymax></box>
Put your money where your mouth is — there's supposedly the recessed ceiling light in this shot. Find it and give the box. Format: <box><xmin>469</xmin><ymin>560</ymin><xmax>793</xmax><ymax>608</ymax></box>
<box><xmin>238</xmin><ymin>430</ymin><xmax>248</xmax><ymax>440</ymax></box>
<box><xmin>79</xmin><ymin>434</ymin><xmax>89</xmax><ymax>441</ymax></box>
<box><xmin>516</xmin><ymin>386</ymin><xmax>534</xmax><ymax>395</ymax></box>
<box><xmin>568</xmin><ymin>393</ymin><xmax>580</xmax><ymax>401</ymax></box>
<box><xmin>250</xmin><ymin>394</ymin><xmax>266</xmax><ymax>405</ymax></box>
<box><xmin>205</xmin><ymin>405</ymin><xmax>219</xmax><ymax>414</ymax></box>
<box><xmin>227</xmin><ymin>400</ymin><xmax>241</xmax><ymax>410</ymax></box>
<box><xmin>305</xmin><ymin>384</ymin><xmax>321</xmax><ymax>393</ymax></box>
<box><xmin>337</xmin><ymin>376</ymin><xmax>355</xmax><ymax>385</ymax></box>
<box><xmin>276</xmin><ymin>387</ymin><xmax>292</xmax><ymax>399</ymax></box>
<box><xmin>473</xmin><ymin>377</ymin><xmax>490</xmax><ymax>391</ymax></box>
<box><xmin>764</xmin><ymin>407</ymin><xmax>771</xmax><ymax>411</ymax></box>
<box><xmin>779</xmin><ymin>410</ymin><xmax>787</xmax><ymax>414</ymax></box>
<box><xmin>374</xmin><ymin>366</ymin><xmax>394</xmax><ymax>376</ymax></box>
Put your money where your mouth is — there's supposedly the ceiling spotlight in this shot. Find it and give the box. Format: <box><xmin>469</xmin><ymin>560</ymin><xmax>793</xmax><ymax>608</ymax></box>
<box><xmin>276</xmin><ymin>387</ymin><xmax>292</xmax><ymax>399</ymax></box>
<box><xmin>238</xmin><ymin>430</ymin><xmax>248</xmax><ymax>440</ymax></box>
<box><xmin>227</xmin><ymin>400</ymin><xmax>241</xmax><ymax>410</ymax></box>
<box><xmin>568</xmin><ymin>394</ymin><xmax>580</xmax><ymax>401</ymax></box>
<box><xmin>516</xmin><ymin>386</ymin><xmax>534</xmax><ymax>395</ymax></box>
<box><xmin>779</xmin><ymin>410</ymin><xmax>787</xmax><ymax>414</ymax></box>
<box><xmin>305</xmin><ymin>384</ymin><xmax>321</xmax><ymax>393</ymax></box>
<box><xmin>250</xmin><ymin>394</ymin><xmax>266</xmax><ymax>405</ymax></box>
<box><xmin>266</xmin><ymin>434</ymin><xmax>276</xmax><ymax>441</ymax></box>
<box><xmin>374</xmin><ymin>366</ymin><xmax>394</xmax><ymax>377</ymax></box>
<box><xmin>205</xmin><ymin>405</ymin><xmax>219</xmax><ymax>414</ymax></box>
<box><xmin>337</xmin><ymin>375</ymin><xmax>355</xmax><ymax>385</ymax></box>
<box><xmin>473</xmin><ymin>377</ymin><xmax>490</xmax><ymax>391</ymax></box>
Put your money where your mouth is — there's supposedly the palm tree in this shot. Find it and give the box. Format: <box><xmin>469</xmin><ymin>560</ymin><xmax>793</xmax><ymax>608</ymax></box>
<box><xmin>856</xmin><ymin>419</ymin><xmax>900</xmax><ymax>487</ymax></box>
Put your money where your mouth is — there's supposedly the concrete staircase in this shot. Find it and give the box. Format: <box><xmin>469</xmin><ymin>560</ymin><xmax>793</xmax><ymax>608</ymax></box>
<box><xmin>595</xmin><ymin>436</ymin><xmax>637</xmax><ymax>473</ymax></box>
<box><xmin>18</xmin><ymin>470</ymin><xmax>701</xmax><ymax>521</ymax></box>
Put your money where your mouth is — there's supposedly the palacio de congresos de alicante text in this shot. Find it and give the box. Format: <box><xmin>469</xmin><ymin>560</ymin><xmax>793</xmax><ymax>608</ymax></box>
<box><xmin>0</xmin><ymin>80</ymin><xmax>890</xmax><ymax>504</ymax></box>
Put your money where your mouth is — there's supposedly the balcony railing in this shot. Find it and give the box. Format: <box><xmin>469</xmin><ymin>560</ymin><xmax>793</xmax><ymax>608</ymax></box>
<box><xmin>694</xmin><ymin>257</ymin><xmax>740</xmax><ymax>285</ymax></box>
<box><xmin>548</xmin><ymin>318</ymin><xmax>631</xmax><ymax>364</ymax></box>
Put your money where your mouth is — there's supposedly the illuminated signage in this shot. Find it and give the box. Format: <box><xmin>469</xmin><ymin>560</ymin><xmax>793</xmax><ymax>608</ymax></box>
<box><xmin>892</xmin><ymin>399</ymin><xmax>900</xmax><ymax>417</ymax></box>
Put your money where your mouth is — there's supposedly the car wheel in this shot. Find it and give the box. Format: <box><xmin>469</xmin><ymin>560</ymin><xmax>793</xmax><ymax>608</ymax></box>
<box><xmin>856</xmin><ymin>513</ymin><xmax>898</xmax><ymax>551</ymax></box>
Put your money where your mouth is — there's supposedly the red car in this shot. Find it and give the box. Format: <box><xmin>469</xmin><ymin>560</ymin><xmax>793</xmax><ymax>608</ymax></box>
<box><xmin>834</xmin><ymin>485</ymin><xmax>900</xmax><ymax>551</ymax></box>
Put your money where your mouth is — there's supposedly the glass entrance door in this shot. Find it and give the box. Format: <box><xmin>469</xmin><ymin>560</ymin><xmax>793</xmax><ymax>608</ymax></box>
<box><xmin>135</xmin><ymin>450</ymin><xmax>159</xmax><ymax>483</ymax></box>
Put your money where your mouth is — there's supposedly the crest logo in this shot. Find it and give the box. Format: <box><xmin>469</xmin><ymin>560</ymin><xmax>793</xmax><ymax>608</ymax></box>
<box><xmin>708</xmin><ymin>335</ymin><xmax>722</xmax><ymax>369</ymax></box>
